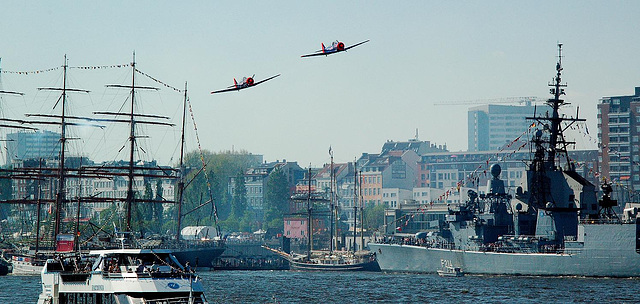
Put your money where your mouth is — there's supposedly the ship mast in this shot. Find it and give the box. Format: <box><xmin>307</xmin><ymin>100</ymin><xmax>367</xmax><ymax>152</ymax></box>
<box><xmin>526</xmin><ymin>43</ymin><xmax>585</xmax><ymax>209</ymax></box>
<box><xmin>126</xmin><ymin>53</ymin><xmax>137</xmax><ymax>233</ymax></box>
<box><xmin>329</xmin><ymin>148</ymin><xmax>334</xmax><ymax>254</ymax></box>
<box><xmin>176</xmin><ymin>82</ymin><xmax>187</xmax><ymax>241</ymax></box>
<box><xmin>353</xmin><ymin>164</ymin><xmax>358</xmax><ymax>253</ymax></box>
<box><xmin>306</xmin><ymin>167</ymin><xmax>312</xmax><ymax>261</ymax></box>
<box><xmin>36</xmin><ymin>55</ymin><xmax>90</xmax><ymax>237</ymax></box>
<box><xmin>101</xmin><ymin>52</ymin><xmax>174</xmax><ymax>233</ymax></box>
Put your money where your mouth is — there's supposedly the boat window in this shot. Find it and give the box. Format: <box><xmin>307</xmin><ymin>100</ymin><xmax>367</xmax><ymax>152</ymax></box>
<box><xmin>47</xmin><ymin>261</ymin><xmax>64</xmax><ymax>272</ymax></box>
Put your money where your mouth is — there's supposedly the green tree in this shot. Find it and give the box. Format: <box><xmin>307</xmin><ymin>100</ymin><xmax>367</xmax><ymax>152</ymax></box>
<box><xmin>153</xmin><ymin>179</ymin><xmax>164</xmax><ymax>232</ymax></box>
<box><xmin>263</xmin><ymin>168</ymin><xmax>289</xmax><ymax>230</ymax></box>
<box><xmin>181</xmin><ymin>150</ymin><xmax>260</xmax><ymax>230</ymax></box>
<box><xmin>231</xmin><ymin>171</ymin><xmax>247</xmax><ymax>218</ymax></box>
<box><xmin>363</xmin><ymin>203</ymin><xmax>385</xmax><ymax>233</ymax></box>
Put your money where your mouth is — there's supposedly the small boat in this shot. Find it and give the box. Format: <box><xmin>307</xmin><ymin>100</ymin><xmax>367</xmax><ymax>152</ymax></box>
<box><xmin>36</xmin><ymin>248</ymin><xmax>209</xmax><ymax>304</ymax></box>
<box><xmin>8</xmin><ymin>253</ymin><xmax>45</xmax><ymax>275</ymax></box>
<box><xmin>437</xmin><ymin>259</ymin><xmax>464</xmax><ymax>277</ymax></box>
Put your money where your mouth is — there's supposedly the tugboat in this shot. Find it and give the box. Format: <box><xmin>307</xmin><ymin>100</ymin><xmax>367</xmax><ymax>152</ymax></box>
<box><xmin>36</xmin><ymin>239</ymin><xmax>209</xmax><ymax>304</ymax></box>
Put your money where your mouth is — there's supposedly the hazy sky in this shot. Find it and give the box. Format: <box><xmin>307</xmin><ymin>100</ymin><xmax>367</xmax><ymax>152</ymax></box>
<box><xmin>1</xmin><ymin>2</ymin><xmax>639</xmax><ymax>167</ymax></box>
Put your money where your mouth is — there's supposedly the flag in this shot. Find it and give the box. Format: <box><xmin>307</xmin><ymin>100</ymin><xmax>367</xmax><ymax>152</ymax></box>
<box><xmin>328</xmin><ymin>145</ymin><xmax>333</xmax><ymax>156</ymax></box>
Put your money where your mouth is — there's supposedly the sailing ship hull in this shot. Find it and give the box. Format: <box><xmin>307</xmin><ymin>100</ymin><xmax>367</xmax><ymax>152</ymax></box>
<box><xmin>369</xmin><ymin>222</ymin><xmax>640</xmax><ymax>277</ymax></box>
<box><xmin>289</xmin><ymin>259</ymin><xmax>380</xmax><ymax>271</ymax></box>
<box><xmin>171</xmin><ymin>246</ymin><xmax>225</xmax><ymax>268</ymax></box>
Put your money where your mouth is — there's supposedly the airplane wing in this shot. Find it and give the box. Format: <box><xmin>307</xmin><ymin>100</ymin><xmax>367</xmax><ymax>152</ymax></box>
<box><xmin>344</xmin><ymin>40</ymin><xmax>370</xmax><ymax>51</ymax></box>
<box><xmin>301</xmin><ymin>51</ymin><xmax>328</xmax><ymax>58</ymax></box>
<box><xmin>211</xmin><ymin>74</ymin><xmax>280</xmax><ymax>94</ymax></box>
<box><xmin>253</xmin><ymin>74</ymin><xmax>281</xmax><ymax>86</ymax></box>
<box><xmin>210</xmin><ymin>87</ymin><xmax>242</xmax><ymax>94</ymax></box>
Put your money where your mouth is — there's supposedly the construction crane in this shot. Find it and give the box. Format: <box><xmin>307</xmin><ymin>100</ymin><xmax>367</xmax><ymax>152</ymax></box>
<box><xmin>434</xmin><ymin>96</ymin><xmax>544</xmax><ymax>106</ymax></box>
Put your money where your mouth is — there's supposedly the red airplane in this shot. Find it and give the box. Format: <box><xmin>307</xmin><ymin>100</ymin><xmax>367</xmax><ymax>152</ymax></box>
<box><xmin>301</xmin><ymin>40</ymin><xmax>369</xmax><ymax>58</ymax></box>
<box><xmin>211</xmin><ymin>74</ymin><xmax>280</xmax><ymax>94</ymax></box>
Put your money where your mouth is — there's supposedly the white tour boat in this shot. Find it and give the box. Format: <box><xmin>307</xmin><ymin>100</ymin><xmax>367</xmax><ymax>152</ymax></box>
<box><xmin>36</xmin><ymin>248</ymin><xmax>208</xmax><ymax>304</ymax></box>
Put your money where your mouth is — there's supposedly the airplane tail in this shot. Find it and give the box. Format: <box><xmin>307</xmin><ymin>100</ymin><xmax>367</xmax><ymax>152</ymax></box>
<box><xmin>321</xmin><ymin>43</ymin><xmax>325</xmax><ymax>53</ymax></box>
<box><xmin>234</xmin><ymin>78</ymin><xmax>237</xmax><ymax>88</ymax></box>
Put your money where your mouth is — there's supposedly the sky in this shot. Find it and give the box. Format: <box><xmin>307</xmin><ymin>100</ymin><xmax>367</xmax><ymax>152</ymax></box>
<box><xmin>1</xmin><ymin>1</ymin><xmax>639</xmax><ymax>168</ymax></box>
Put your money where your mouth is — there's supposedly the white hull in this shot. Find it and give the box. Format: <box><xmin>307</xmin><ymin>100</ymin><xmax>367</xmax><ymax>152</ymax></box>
<box><xmin>9</xmin><ymin>257</ymin><xmax>44</xmax><ymax>276</ymax></box>
<box><xmin>37</xmin><ymin>249</ymin><xmax>209</xmax><ymax>304</ymax></box>
<box><xmin>10</xmin><ymin>260</ymin><xmax>42</xmax><ymax>275</ymax></box>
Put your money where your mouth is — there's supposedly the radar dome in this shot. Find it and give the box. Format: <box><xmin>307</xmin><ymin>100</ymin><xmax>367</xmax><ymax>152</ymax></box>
<box><xmin>490</xmin><ymin>164</ymin><xmax>502</xmax><ymax>178</ymax></box>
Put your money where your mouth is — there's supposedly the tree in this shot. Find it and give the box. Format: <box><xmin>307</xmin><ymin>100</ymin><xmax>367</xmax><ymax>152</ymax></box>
<box><xmin>231</xmin><ymin>171</ymin><xmax>247</xmax><ymax>218</ymax></box>
<box><xmin>142</xmin><ymin>181</ymin><xmax>154</xmax><ymax>221</ymax></box>
<box><xmin>153</xmin><ymin>179</ymin><xmax>164</xmax><ymax>233</ymax></box>
<box><xmin>263</xmin><ymin>168</ymin><xmax>290</xmax><ymax>230</ymax></box>
<box><xmin>181</xmin><ymin>150</ymin><xmax>260</xmax><ymax>230</ymax></box>
<box><xmin>363</xmin><ymin>203</ymin><xmax>385</xmax><ymax>234</ymax></box>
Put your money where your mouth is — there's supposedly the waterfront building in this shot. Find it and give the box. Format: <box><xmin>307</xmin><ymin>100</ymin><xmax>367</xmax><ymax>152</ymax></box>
<box><xmin>283</xmin><ymin>217</ymin><xmax>306</xmax><ymax>239</ymax></box>
<box><xmin>5</xmin><ymin>130</ymin><xmax>61</xmax><ymax>166</ymax></box>
<box><xmin>419</xmin><ymin>149</ymin><xmax>598</xmax><ymax>195</ymax></box>
<box><xmin>9</xmin><ymin>157</ymin><xmax>175</xmax><ymax>224</ymax></box>
<box><xmin>598</xmin><ymin>87</ymin><xmax>640</xmax><ymax>200</ymax></box>
<box><xmin>468</xmin><ymin>103</ymin><xmax>536</xmax><ymax>151</ymax></box>
<box><xmin>230</xmin><ymin>160</ymin><xmax>305</xmax><ymax>222</ymax></box>
<box><xmin>381</xmin><ymin>188</ymin><xmax>412</xmax><ymax>209</ymax></box>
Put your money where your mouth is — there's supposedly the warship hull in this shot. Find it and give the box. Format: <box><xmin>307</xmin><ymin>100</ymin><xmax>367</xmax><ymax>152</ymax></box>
<box><xmin>370</xmin><ymin>221</ymin><xmax>640</xmax><ymax>277</ymax></box>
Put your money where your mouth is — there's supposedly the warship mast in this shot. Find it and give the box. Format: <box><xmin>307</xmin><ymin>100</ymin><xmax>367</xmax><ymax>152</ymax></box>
<box><xmin>527</xmin><ymin>43</ymin><xmax>586</xmax><ymax>211</ymax></box>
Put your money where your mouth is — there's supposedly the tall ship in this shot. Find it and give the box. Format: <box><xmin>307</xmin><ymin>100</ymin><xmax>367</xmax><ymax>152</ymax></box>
<box><xmin>0</xmin><ymin>56</ymin><xmax>225</xmax><ymax>273</ymax></box>
<box><xmin>369</xmin><ymin>44</ymin><xmax>640</xmax><ymax>277</ymax></box>
<box><xmin>87</xmin><ymin>56</ymin><xmax>225</xmax><ymax>267</ymax></box>
<box><xmin>265</xmin><ymin>165</ymin><xmax>379</xmax><ymax>271</ymax></box>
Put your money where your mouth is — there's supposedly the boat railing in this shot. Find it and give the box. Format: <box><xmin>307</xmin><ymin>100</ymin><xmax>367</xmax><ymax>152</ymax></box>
<box><xmin>147</xmin><ymin>295</ymin><xmax>205</xmax><ymax>304</ymax></box>
<box><xmin>142</xmin><ymin>239</ymin><xmax>225</xmax><ymax>250</ymax></box>
<box><xmin>101</xmin><ymin>269</ymin><xmax>196</xmax><ymax>279</ymax></box>
<box><xmin>579</xmin><ymin>218</ymin><xmax>624</xmax><ymax>225</ymax></box>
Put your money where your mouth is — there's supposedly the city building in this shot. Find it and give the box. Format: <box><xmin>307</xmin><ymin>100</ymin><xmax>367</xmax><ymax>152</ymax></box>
<box><xmin>598</xmin><ymin>87</ymin><xmax>640</xmax><ymax>199</ymax></box>
<box><xmin>359</xmin><ymin>149</ymin><xmax>420</xmax><ymax>206</ymax></box>
<box><xmin>283</xmin><ymin>217</ymin><xmax>306</xmax><ymax>239</ymax></box>
<box><xmin>6</xmin><ymin>130</ymin><xmax>61</xmax><ymax>166</ymax></box>
<box><xmin>230</xmin><ymin>160</ymin><xmax>305</xmax><ymax>222</ymax></box>
<box><xmin>468</xmin><ymin>103</ymin><xmax>536</xmax><ymax>151</ymax></box>
<box><xmin>420</xmin><ymin>149</ymin><xmax>598</xmax><ymax>197</ymax></box>
<box><xmin>10</xmin><ymin>157</ymin><xmax>176</xmax><ymax>221</ymax></box>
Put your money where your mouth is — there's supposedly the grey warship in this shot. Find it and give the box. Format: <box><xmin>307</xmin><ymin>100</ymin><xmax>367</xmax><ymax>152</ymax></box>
<box><xmin>369</xmin><ymin>44</ymin><xmax>640</xmax><ymax>277</ymax></box>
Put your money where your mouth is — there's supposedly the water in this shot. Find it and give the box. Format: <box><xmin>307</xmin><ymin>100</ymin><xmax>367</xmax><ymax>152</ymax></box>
<box><xmin>2</xmin><ymin>271</ymin><xmax>639</xmax><ymax>303</ymax></box>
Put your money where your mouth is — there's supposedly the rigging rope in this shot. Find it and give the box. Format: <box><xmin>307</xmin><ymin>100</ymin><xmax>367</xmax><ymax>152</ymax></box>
<box><xmin>186</xmin><ymin>96</ymin><xmax>221</xmax><ymax>237</ymax></box>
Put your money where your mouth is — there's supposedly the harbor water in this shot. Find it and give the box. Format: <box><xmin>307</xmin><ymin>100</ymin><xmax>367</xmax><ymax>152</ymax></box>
<box><xmin>1</xmin><ymin>270</ymin><xmax>639</xmax><ymax>303</ymax></box>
